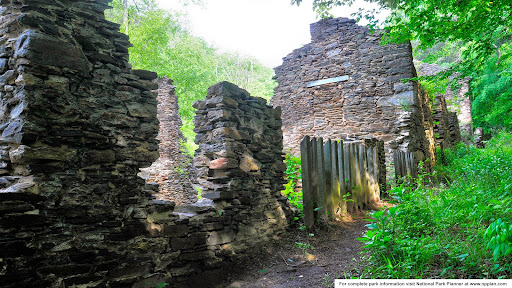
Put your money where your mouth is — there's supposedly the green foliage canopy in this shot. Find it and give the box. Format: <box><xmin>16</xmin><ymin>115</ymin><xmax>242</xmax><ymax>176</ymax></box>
<box><xmin>471</xmin><ymin>43</ymin><xmax>512</xmax><ymax>131</ymax></box>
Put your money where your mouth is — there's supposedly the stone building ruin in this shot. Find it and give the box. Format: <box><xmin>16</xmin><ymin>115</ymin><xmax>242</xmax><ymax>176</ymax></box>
<box><xmin>417</xmin><ymin>62</ymin><xmax>473</xmax><ymax>140</ymax></box>
<box><xmin>0</xmin><ymin>1</ymin><xmax>468</xmax><ymax>287</ymax></box>
<box><xmin>0</xmin><ymin>1</ymin><xmax>292</xmax><ymax>287</ymax></box>
<box><xmin>272</xmin><ymin>17</ymin><xmax>462</xmax><ymax>165</ymax></box>
<box><xmin>139</xmin><ymin>77</ymin><xmax>197</xmax><ymax>205</ymax></box>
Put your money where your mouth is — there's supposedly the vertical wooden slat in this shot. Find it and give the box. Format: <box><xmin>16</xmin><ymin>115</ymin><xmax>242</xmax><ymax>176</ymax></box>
<box><xmin>393</xmin><ymin>151</ymin><xmax>398</xmax><ymax>183</ymax></box>
<box><xmin>404</xmin><ymin>152</ymin><xmax>408</xmax><ymax>179</ymax></box>
<box><xmin>351</xmin><ymin>143</ymin><xmax>360</xmax><ymax>213</ymax></box>
<box><xmin>400</xmin><ymin>152</ymin><xmax>406</xmax><ymax>180</ymax></box>
<box><xmin>357</xmin><ymin>144</ymin><xmax>364</xmax><ymax>208</ymax></box>
<box><xmin>397</xmin><ymin>151</ymin><xmax>402</xmax><ymax>180</ymax></box>
<box><xmin>345</xmin><ymin>143</ymin><xmax>355</xmax><ymax>213</ymax></box>
<box><xmin>372</xmin><ymin>145</ymin><xmax>380</xmax><ymax>204</ymax></box>
<box><xmin>411</xmin><ymin>153</ymin><xmax>415</xmax><ymax>177</ymax></box>
<box><xmin>337</xmin><ymin>140</ymin><xmax>346</xmax><ymax>214</ymax></box>
<box><xmin>407</xmin><ymin>153</ymin><xmax>412</xmax><ymax>178</ymax></box>
<box><xmin>399</xmin><ymin>151</ymin><xmax>403</xmax><ymax>180</ymax></box>
<box><xmin>410</xmin><ymin>153</ymin><xmax>415</xmax><ymax>178</ymax></box>
<box><xmin>363</xmin><ymin>144</ymin><xmax>370</xmax><ymax>207</ymax></box>
<box><xmin>330</xmin><ymin>141</ymin><xmax>340</xmax><ymax>219</ymax></box>
<box><xmin>311</xmin><ymin>138</ymin><xmax>317</xmax><ymax>224</ymax></box>
<box><xmin>360</xmin><ymin>144</ymin><xmax>369</xmax><ymax>208</ymax></box>
<box><xmin>316</xmin><ymin>137</ymin><xmax>325</xmax><ymax>217</ymax></box>
<box><xmin>344</xmin><ymin>142</ymin><xmax>352</xmax><ymax>213</ymax></box>
<box><xmin>355</xmin><ymin>143</ymin><xmax>361</xmax><ymax>211</ymax></box>
<box><xmin>300</xmin><ymin>136</ymin><xmax>314</xmax><ymax>229</ymax></box>
<box><xmin>324</xmin><ymin>140</ymin><xmax>333</xmax><ymax>220</ymax></box>
<box><xmin>406</xmin><ymin>152</ymin><xmax>412</xmax><ymax>178</ymax></box>
<box><xmin>411</xmin><ymin>153</ymin><xmax>417</xmax><ymax>178</ymax></box>
<box><xmin>399</xmin><ymin>151</ymin><xmax>404</xmax><ymax>180</ymax></box>
<box><xmin>366</xmin><ymin>144</ymin><xmax>374</xmax><ymax>206</ymax></box>
<box><xmin>395</xmin><ymin>151</ymin><xmax>399</xmax><ymax>180</ymax></box>
<box><xmin>379</xmin><ymin>142</ymin><xmax>386</xmax><ymax>192</ymax></box>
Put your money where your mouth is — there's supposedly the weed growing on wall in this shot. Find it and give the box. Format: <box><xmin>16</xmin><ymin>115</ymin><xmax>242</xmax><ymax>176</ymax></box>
<box><xmin>358</xmin><ymin>132</ymin><xmax>512</xmax><ymax>278</ymax></box>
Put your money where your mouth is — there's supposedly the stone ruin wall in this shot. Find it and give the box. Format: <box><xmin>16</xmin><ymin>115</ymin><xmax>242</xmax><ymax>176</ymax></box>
<box><xmin>0</xmin><ymin>1</ymin><xmax>291</xmax><ymax>287</ymax></box>
<box><xmin>273</xmin><ymin>17</ymin><xmax>460</xmax><ymax>166</ymax></box>
<box><xmin>418</xmin><ymin>62</ymin><xmax>472</xmax><ymax>140</ymax></box>
<box><xmin>139</xmin><ymin>77</ymin><xmax>197</xmax><ymax>205</ymax></box>
<box><xmin>0</xmin><ymin>1</ymin><xmax>160</xmax><ymax>286</ymax></box>
<box><xmin>191</xmin><ymin>81</ymin><xmax>292</xmax><ymax>244</ymax></box>
<box><xmin>432</xmin><ymin>94</ymin><xmax>462</xmax><ymax>148</ymax></box>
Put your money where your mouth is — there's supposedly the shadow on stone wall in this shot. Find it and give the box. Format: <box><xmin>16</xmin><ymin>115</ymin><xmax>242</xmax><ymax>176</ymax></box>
<box><xmin>0</xmin><ymin>1</ymin><xmax>292</xmax><ymax>287</ymax></box>
<box><xmin>139</xmin><ymin>77</ymin><xmax>198</xmax><ymax>205</ymax></box>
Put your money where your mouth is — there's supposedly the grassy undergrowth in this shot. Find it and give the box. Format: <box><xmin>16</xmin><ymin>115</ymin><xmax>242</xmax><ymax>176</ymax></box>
<box><xmin>359</xmin><ymin>132</ymin><xmax>512</xmax><ymax>279</ymax></box>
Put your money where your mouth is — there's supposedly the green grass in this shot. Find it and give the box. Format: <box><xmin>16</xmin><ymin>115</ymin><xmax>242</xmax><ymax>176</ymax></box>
<box><xmin>358</xmin><ymin>132</ymin><xmax>512</xmax><ymax>279</ymax></box>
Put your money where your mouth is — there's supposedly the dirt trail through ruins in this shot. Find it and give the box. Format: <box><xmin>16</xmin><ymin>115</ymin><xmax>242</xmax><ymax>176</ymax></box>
<box><xmin>219</xmin><ymin>213</ymin><xmax>370</xmax><ymax>288</ymax></box>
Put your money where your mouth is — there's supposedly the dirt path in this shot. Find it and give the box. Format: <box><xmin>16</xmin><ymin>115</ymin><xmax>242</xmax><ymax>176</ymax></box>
<box><xmin>218</xmin><ymin>213</ymin><xmax>370</xmax><ymax>288</ymax></box>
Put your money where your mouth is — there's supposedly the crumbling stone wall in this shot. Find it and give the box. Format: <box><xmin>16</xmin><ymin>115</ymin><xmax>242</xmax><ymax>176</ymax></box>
<box><xmin>273</xmin><ymin>17</ymin><xmax>435</xmax><ymax>164</ymax></box>
<box><xmin>139</xmin><ymin>77</ymin><xmax>197</xmax><ymax>205</ymax></box>
<box><xmin>192</xmin><ymin>81</ymin><xmax>292</xmax><ymax>251</ymax></box>
<box><xmin>0</xmin><ymin>1</ymin><xmax>161</xmax><ymax>287</ymax></box>
<box><xmin>418</xmin><ymin>62</ymin><xmax>471</xmax><ymax>140</ymax></box>
<box><xmin>432</xmin><ymin>95</ymin><xmax>451</xmax><ymax>146</ymax></box>
<box><xmin>447</xmin><ymin>112</ymin><xmax>461</xmax><ymax>146</ymax></box>
<box><xmin>432</xmin><ymin>94</ymin><xmax>461</xmax><ymax>147</ymax></box>
<box><xmin>0</xmin><ymin>1</ymin><xmax>291</xmax><ymax>287</ymax></box>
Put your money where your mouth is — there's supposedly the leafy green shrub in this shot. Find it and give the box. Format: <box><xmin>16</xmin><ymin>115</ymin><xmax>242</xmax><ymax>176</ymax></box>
<box><xmin>359</xmin><ymin>132</ymin><xmax>512</xmax><ymax>278</ymax></box>
<box><xmin>359</xmin><ymin>207</ymin><xmax>399</xmax><ymax>256</ymax></box>
<box><xmin>484</xmin><ymin>219</ymin><xmax>512</xmax><ymax>261</ymax></box>
<box><xmin>282</xmin><ymin>154</ymin><xmax>303</xmax><ymax>213</ymax></box>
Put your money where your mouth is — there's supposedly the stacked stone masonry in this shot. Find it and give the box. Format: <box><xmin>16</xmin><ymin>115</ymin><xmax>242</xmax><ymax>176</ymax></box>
<box><xmin>139</xmin><ymin>77</ymin><xmax>197</xmax><ymax>205</ymax></box>
<box><xmin>417</xmin><ymin>88</ymin><xmax>437</xmax><ymax>162</ymax></box>
<box><xmin>273</xmin><ymin>17</ymin><xmax>460</xmax><ymax>166</ymax></box>
<box><xmin>0</xmin><ymin>1</ymin><xmax>291</xmax><ymax>287</ymax></box>
<box><xmin>417</xmin><ymin>62</ymin><xmax>472</xmax><ymax>141</ymax></box>
<box><xmin>432</xmin><ymin>94</ymin><xmax>461</xmax><ymax>148</ymax></box>
<box><xmin>192</xmin><ymin>80</ymin><xmax>292</xmax><ymax>249</ymax></box>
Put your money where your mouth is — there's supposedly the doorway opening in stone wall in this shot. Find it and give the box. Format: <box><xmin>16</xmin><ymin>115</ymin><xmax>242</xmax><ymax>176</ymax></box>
<box><xmin>138</xmin><ymin>77</ymin><xmax>200</xmax><ymax>205</ymax></box>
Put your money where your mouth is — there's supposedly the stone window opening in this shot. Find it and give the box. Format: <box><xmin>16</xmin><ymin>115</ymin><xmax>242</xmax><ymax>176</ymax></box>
<box><xmin>138</xmin><ymin>76</ymin><xmax>199</xmax><ymax>205</ymax></box>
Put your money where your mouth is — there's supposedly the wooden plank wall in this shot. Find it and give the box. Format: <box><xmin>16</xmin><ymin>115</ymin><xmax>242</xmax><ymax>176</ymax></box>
<box><xmin>393</xmin><ymin>150</ymin><xmax>418</xmax><ymax>181</ymax></box>
<box><xmin>300</xmin><ymin>136</ymin><xmax>384</xmax><ymax>229</ymax></box>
